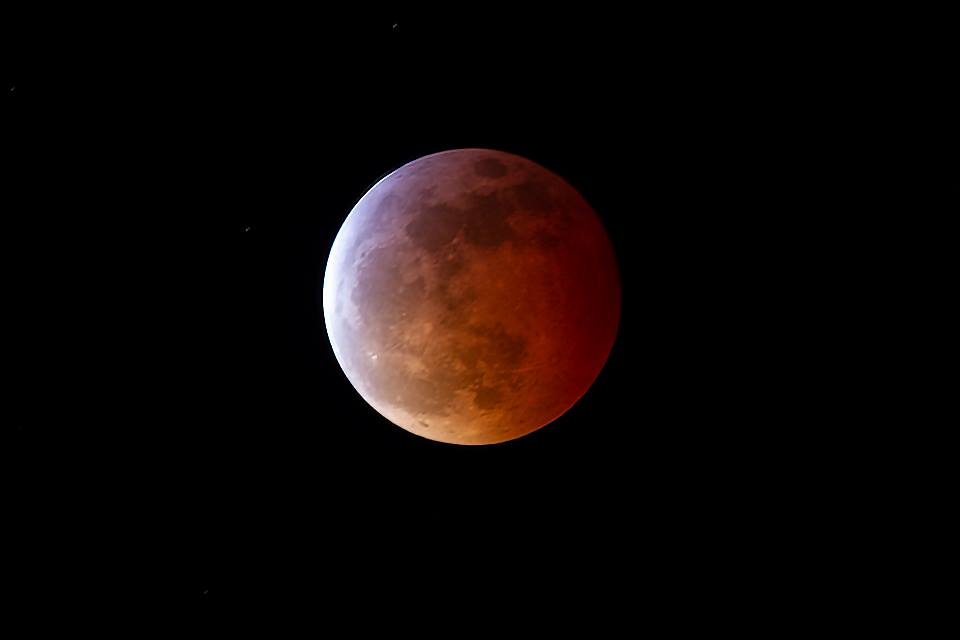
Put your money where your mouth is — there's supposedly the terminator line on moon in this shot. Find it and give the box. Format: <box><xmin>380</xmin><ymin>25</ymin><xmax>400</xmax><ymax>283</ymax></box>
<box><xmin>323</xmin><ymin>149</ymin><xmax>620</xmax><ymax>445</ymax></box>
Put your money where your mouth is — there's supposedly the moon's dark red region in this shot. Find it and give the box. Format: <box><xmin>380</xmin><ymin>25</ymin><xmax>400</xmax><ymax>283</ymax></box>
<box><xmin>323</xmin><ymin>149</ymin><xmax>620</xmax><ymax>445</ymax></box>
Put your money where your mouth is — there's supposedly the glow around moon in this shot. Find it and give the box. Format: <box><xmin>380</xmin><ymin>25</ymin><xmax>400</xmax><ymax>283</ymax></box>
<box><xmin>323</xmin><ymin>149</ymin><xmax>620</xmax><ymax>445</ymax></box>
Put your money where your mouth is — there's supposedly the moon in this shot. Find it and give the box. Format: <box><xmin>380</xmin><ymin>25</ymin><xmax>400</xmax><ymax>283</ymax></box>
<box><xmin>323</xmin><ymin>149</ymin><xmax>620</xmax><ymax>445</ymax></box>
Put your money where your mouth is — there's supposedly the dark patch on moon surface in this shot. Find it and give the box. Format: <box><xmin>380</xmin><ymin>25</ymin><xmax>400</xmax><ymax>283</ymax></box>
<box><xmin>536</xmin><ymin>232</ymin><xmax>562</xmax><ymax>250</ymax></box>
<box><xmin>404</xmin><ymin>189</ymin><xmax>518</xmax><ymax>252</ymax></box>
<box><xmin>473</xmin><ymin>157</ymin><xmax>508</xmax><ymax>178</ymax></box>
<box><xmin>435</xmin><ymin>251</ymin><xmax>466</xmax><ymax>279</ymax></box>
<box><xmin>474</xmin><ymin>385</ymin><xmax>503</xmax><ymax>410</ymax></box>
<box><xmin>405</xmin><ymin>202</ymin><xmax>463</xmax><ymax>252</ymax></box>
<box><xmin>508</xmin><ymin>179</ymin><xmax>555</xmax><ymax>213</ymax></box>
<box><xmin>468</xmin><ymin>322</ymin><xmax>527</xmax><ymax>368</ymax></box>
<box><xmin>461</xmin><ymin>191</ymin><xmax>517</xmax><ymax>248</ymax></box>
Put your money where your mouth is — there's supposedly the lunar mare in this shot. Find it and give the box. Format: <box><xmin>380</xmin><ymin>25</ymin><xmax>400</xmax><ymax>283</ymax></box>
<box><xmin>323</xmin><ymin>149</ymin><xmax>620</xmax><ymax>445</ymax></box>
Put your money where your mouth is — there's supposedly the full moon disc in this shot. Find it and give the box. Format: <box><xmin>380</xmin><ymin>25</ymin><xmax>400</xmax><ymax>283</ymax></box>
<box><xmin>323</xmin><ymin>149</ymin><xmax>620</xmax><ymax>445</ymax></box>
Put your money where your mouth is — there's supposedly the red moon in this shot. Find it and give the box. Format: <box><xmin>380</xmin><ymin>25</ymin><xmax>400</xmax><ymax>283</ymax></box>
<box><xmin>323</xmin><ymin>149</ymin><xmax>620</xmax><ymax>445</ymax></box>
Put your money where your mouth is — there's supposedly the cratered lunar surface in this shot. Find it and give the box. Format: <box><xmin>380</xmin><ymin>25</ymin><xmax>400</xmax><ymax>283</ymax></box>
<box><xmin>323</xmin><ymin>149</ymin><xmax>620</xmax><ymax>445</ymax></box>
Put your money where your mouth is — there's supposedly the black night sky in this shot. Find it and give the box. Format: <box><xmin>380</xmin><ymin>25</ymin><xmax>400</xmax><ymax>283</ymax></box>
<box><xmin>4</xmin><ymin>7</ymin><xmax>849</xmax><ymax>629</ymax></box>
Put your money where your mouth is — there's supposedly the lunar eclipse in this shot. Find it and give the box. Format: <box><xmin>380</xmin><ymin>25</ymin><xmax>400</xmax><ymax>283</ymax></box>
<box><xmin>323</xmin><ymin>149</ymin><xmax>620</xmax><ymax>445</ymax></box>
